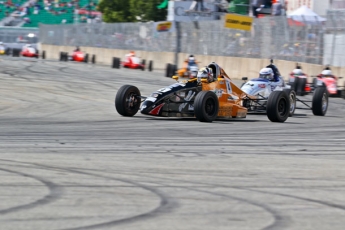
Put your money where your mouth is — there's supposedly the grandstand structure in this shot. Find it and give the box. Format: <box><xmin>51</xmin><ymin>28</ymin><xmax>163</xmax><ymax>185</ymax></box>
<box><xmin>0</xmin><ymin>0</ymin><xmax>101</xmax><ymax>28</ymax></box>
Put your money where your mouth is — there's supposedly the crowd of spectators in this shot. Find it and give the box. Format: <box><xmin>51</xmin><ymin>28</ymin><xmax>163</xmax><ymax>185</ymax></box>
<box><xmin>0</xmin><ymin>0</ymin><xmax>100</xmax><ymax>26</ymax></box>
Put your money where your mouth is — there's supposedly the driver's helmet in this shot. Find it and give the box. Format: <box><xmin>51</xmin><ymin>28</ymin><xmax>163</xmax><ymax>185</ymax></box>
<box><xmin>292</xmin><ymin>69</ymin><xmax>303</xmax><ymax>76</ymax></box>
<box><xmin>129</xmin><ymin>51</ymin><xmax>135</xmax><ymax>56</ymax></box>
<box><xmin>75</xmin><ymin>46</ymin><xmax>80</xmax><ymax>51</ymax></box>
<box><xmin>321</xmin><ymin>69</ymin><xmax>332</xmax><ymax>77</ymax></box>
<box><xmin>188</xmin><ymin>55</ymin><xmax>196</xmax><ymax>66</ymax></box>
<box><xmin>259</xmin><ymin>68</ymin><xmax>274</xmax><ymax>81</ymax></box>
<box><xmin>197</xmin><ymin>67</ymin><xmax>214</xmax><ymax>83</ymax></box>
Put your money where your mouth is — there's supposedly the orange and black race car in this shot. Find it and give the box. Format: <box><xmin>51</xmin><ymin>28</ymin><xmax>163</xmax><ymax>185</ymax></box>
<box><xmin>115</xmin><ymin>62</ymin><xmax>311</xmax><ymax>122</ymax></box>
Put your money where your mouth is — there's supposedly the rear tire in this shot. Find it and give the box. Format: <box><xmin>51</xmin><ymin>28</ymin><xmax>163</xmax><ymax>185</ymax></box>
<box><xmin>312</xmin><ymin>86</ymin><xmax>328</xmax><ymax>116</ymax></box>
<box><xmin>284</xmin><ymin>89</ymin><xmax>296</xmax><ymax>117</ymax></box>
<box><xmin>296</xmin><ymin>78</ymin><xmax>306</xmax><ymax>96</ymax></box>
<box><xmin>148</xmin><ymin>60</ymin><xmax>153</xmax><ymax>71</ymax></box>
<box><xmin>170</xmin><ymin>64</ymin><xmax>177</xmax><ymax>78</ymax></box>
<box><xmin>194</xmin><ymin>91</ymin><xmax>219</xmax><ymax>122</ymax></box>
<box><xmin>266</xmin><ymin>91</ymin><xmax>290</xmax><ymax>122</ymax></box>
<box><xmin>165</xmin><ymin>63</ymin><xmax>171</xmax><ymax>77</ymax></box>
<box><xmin>115</xmin><ymin>85</ymin><xmax>141</xmax><ymax>117</ymax></box>
<box><xmin>293</xmin><ymin>77</ymin><xmax>300</xmax><ymax>93</ymax></box>
<box><xmin>84</xmin><ymin>53</ymin><xmax>89</xmax><ymax>63</ymax></box>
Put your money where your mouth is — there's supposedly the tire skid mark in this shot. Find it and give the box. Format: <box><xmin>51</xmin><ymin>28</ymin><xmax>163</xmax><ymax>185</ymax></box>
<box><xmin>49</xmin><ymin>164</ymin><xmax>345</xmax><ymax>229</ymax></box>
<box><xmin>244</xmin><ymin>188</ymin><xmax>345</xmax><ymax>211</ymax></box>
<box><xmin>0</xmin><ymin>159</ymin><xmax>177</xmax><ymax>230</ymax></box>
<box><xmin>0</xmin><ymin>167</ymin><xmax>63</xmax><ymax>215</ymax></box>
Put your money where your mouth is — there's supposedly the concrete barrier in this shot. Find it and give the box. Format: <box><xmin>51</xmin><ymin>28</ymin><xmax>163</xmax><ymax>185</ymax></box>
<box><xmin>40</xmin><ymin>44</ymin><xmax>345</xmax><ymax>85</ymax></box>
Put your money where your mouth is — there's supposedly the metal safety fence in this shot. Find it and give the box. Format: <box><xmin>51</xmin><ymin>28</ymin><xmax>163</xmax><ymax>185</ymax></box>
<box><xmin>0</xmin><ymin>27</ymin><xmax>39</xmax><ymax>44</ymax></box>
<box><xmin>38</xmin><ymin>13</ymin><xmax>344</xmax><ymax>67</ymax></box>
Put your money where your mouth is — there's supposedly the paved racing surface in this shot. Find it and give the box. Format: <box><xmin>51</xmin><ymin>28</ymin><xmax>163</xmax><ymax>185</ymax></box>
<box><xmin>1</xmin><ymin>57</ymin><xmax>345</xmax><ymax>230</ymax></box>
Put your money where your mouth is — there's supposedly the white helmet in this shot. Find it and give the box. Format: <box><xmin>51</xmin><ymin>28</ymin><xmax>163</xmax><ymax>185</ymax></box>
<box><xmin>259</xmin><ymin>68</ymin><xmax>274</xmax><ymax>80</ymax></box>
<box><xmin>292</xmin><ymin>69</ymin><xmax>303</xmax><ymax>75</ymax></box>
<box><xmin>321</xmin><ymin>69</ymin><xmax>332</xmax><ymax>76</ymax></box>
<box><xmin>197</xmin><ymin>67</ymin><xmax>214</xmax><ymax>83</ymax></box>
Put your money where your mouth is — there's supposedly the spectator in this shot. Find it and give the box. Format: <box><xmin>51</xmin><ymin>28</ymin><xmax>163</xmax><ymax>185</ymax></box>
<box><xmin>188</xmin><ymin>0</ymin><xmax>205</xmax><ymax>12</ymax></box>
<box><xmin>271</xmin><ymin>0</ymin><xmax>283</xmax><ymax>16</ymax></box>
<box><xmin>251</xmin><ymin>0</ymin><xmax>261</xmax><ymax>18</ymax></box>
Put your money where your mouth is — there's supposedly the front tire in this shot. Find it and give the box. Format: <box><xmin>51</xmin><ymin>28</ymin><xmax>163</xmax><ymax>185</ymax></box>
<box><xmin>266</xmin><ymin>91</ymin><xmax>290</xmax><ymax>122</ymax></box>
<box><xmin>312</xmin><ymin>86</ymin><xmax>328</xmax><ymax>116</ymax></box>
<box><xmin>284</xmin><ymin>89</ymin><xmax>296</xmax><ymax>117</ymax></box>
<box><xmin>115</xmin><ymin>85</ymin><xmax>141</xmax><ymax>116</ymax></box>
<box><xmin>194</xmin><ymin>91</ymin><xmax>219</xmax><ymax>122</ymax></box>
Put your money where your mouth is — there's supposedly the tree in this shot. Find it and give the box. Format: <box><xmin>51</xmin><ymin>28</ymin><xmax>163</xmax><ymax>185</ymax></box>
<box><xmin>129</xmin><ymin>0</ymin><xmax>167</xmax><ymax>22</ymax></box>
<box><xmin>98</xmin><ymin>0</ymin><xmax>167</xmax><ymax>23</ymax></box>
<box><xmin>97</xmin><ymin>0</ymin><xmax>134</xmax><ymax>22</ymax></box>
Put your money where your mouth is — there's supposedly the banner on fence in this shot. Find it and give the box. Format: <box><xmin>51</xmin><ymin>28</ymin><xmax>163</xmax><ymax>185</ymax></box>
<box><xmin>224</xmin><ymin>14</ymin><xmax>253</xmax><ymax>31</ymax></box>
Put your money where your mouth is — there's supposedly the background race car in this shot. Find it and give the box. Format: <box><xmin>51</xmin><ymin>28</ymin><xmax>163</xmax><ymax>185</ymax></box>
<box><xmin>289</xmin><ymin>66</ymin><xmax>345</xmax><ymax>98</ymax></box>
<box><xmin>59</xmin><ymin>51</ymin><xmax>89</xmax><ymax>62</ymax></box>
<box><xmin>112</xmin><ymin>56</ymin><xmax>153</xmax><ymax>71</ymax></box>
<box><xmin>21</xmin><ymin>45</ymin><xmax>39</xmax><ymax>58</ymax></box>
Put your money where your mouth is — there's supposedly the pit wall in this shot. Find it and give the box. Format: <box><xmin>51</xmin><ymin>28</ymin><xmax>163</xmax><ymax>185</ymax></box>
<box><xmin>41</xmin><ymin>44</ymin><xmax>345</xmax><ymax>84</ymax></box>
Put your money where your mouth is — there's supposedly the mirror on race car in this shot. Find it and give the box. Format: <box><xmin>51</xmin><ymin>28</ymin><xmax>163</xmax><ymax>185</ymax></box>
<box><xmin>242</xmin><ymin>77</ymin><xmax>248</xmax><ymax>81</ymax></box>
<box><xmin>172</xmin><ymin>75</ymin><xmax>179</xmax><ymax>81</ymax></box>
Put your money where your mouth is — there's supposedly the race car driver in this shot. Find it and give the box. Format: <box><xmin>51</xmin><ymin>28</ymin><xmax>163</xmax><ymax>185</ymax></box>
<box><xmin>197</xmin><ymin>67</ymin><xmax>215</xmax><ymax>83</ymax></box>
<box><xmin>317</xmin><ymin>67</ymin><xmax>337</xmax><ymax>79</ymax></box>
<box><xmin>178</xmin><ymin>55</ymin><xmax>199</xmax><ymax>77</ymax></box>
<box><xmin>290</xmin><ymin>65</ymin><xmax>307</xmax><ymax>77</ymax></box>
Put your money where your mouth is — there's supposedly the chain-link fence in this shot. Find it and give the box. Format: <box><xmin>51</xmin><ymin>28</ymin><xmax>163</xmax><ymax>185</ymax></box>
<box><xmin>39</xmin><ymin>15</ymin><xmax>334</xmax><ymax>66</ymax></box>
<box><xmin>0</xmin><ymin>27</ymin><xmax>39</xmax><ymax>43</ymax></box>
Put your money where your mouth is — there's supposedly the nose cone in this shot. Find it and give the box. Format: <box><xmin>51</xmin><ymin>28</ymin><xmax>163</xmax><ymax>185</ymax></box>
<box><xmin>140</xmin><ymin>100</ymin><xmax>153</xmax><ymax>114</ymax></box>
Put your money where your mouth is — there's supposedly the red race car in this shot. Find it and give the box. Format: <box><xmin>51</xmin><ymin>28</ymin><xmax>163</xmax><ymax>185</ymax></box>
<box><xmin>122</xmin><ymin>52</ymin><xmax>145</xmax><ymax>70</ymax></box>
<box><xmin>59</xmin><ymin>47</ymin><xmax>90</xmax><ymax>63</ymax></box>
<box><xmin>21</xmin><ymin>44</ymin><xmax>39</xmax><ymax>58</ymax></box>
<box><xmin>314</xmin><ymin>68</ymin><xmax>344</xmax><ymax>97</ymax></box>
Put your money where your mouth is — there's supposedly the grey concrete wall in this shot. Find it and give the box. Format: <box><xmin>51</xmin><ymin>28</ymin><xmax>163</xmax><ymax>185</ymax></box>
<box><xmin>40</xmin><ymin>44</ymin><xmax>345</xmax><ymax>85</ymax></box>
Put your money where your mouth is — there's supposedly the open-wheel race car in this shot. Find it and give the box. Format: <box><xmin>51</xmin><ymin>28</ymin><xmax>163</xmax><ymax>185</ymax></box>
<box><xmin>60</xmin><ymin>50</ymin><xmax>89</xmax><ymax>63</ymax></box>
<box><xmin>241</xmin><ymin>60</ymin><xmax>329</xmax><ymax>117</ymax></box>
<box><xmin>288</xmin><ymin>66</ymin><xmax>345</xmax><ymax>99</ymax></box>
<box><xmin>114</xmin><ymin>62</ymin><xmax>310</xmax><ymax>123</ymax></box>
<box><xmin>21</xmin><ymin>44</ymin><xmax>39</xmax><ymax>58</ymax></box>
<box><xmin>112</xmin><ymin>51</ymin><xmax>153</xmax><ymax>71</ymax></box>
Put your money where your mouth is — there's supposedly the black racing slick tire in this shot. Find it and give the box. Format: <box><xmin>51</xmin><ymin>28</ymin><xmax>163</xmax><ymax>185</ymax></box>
<box><xmin>59</xmin><ymin>52</ymin><xmax>63</xmax><ymax>61</ymax></box>
<box><xmin>312</xmin><ymin>86</ymin><xmax>328</xmax><ymax>116</ymax></box>
<box><xmin>84</xmin><ymin>53</ymin><xmax>89</xmax><ymax>63</ymax></box>
<box><xmin>296</xmin><ymin>78</ymin><xmax>307</xmax><ymax>96</ymax></box>
<box><xmin>194</xmin><ymin>91</ymin><xmax>219</xmax><ymax>122</ymax></box>
<box><xmin>266</xmin><ymin>91</ymin><xmax>290</xmax><ymax>122</ymax></box>
<box><xmin>148</xmin><ymin>60</ymin><xmax>153</xmax><ymax>72</ymax></box>
<box><xmin>292</xmin><ymin>77</ymin><xmax>300</xmax><ymax>93</ymax></box>
<box><xmin>91</xmin><ymin>54</ymin><xmax>96</xmax><ymax>64</ymax></box>
<box><xmin>284</xmin><ymin>89</ymin><xmax>296</xmax><ymax>117</ymax></box>
<box><xmin>165</xmin><ymin>63</ymin><xmax>171</xmax><ymax>77</ymax></box>
<box><xmin>171</xmin><ymin>65</ymin><xmax>177</xmax><ymax>77</ymax></box>
<box><xmin>115</xmin><ymin>85</ymin><xmax>141</xmax><ymax>117</ymax></box>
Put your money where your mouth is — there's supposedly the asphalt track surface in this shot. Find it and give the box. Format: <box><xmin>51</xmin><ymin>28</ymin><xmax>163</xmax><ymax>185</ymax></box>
<box><xmin>0</xmin><ymin>57</ymin><xmax>345</xmax><ymax>230</ymax></box>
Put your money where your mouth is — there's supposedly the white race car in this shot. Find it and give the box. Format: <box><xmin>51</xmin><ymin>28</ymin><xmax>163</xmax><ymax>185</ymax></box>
<box><xmin>240</xmin><ymin>61</ymin><xmax>329</xmax><ymax>117</ymax></box>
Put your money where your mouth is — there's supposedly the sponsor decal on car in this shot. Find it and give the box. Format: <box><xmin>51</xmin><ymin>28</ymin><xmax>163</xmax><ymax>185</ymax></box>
<box><xmin>218</xmin><ymin>107</ymin><xmax>232</xmax><ymax>117</ymax></box>
<box><xmin>213</xmin><ymin>89</ymin><xmax>223</xmax><ymax>97</ymax></box>
<box><xmin>227</xmin><ymin>94</ymin><xmax>239</xmax><ymax>100</ymax></box>
<box><xmin>146</xmin><ymin>97</ymin><xmax>157</xmax><ymax>102</ymax></box>
<box><xmin>225</xmin><ymin>78</ymin><xmax>232</xmax><ymax>93</ymax></box>
<box><xmin>179</xmin><ymin>90</ymin><xmax>195</xmax><ymax>112</ymax></box>
<box><xmin>258</xmin><ymin>84</ymin><xmax>266</xmax><ymax>88</ymax></box>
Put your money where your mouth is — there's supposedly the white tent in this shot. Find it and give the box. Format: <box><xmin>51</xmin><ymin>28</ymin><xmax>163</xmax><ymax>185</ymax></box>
<box><xmin>288</xmin><ymin>5</ymin><xmax>326</xmax><ymax>24</ymax></box>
